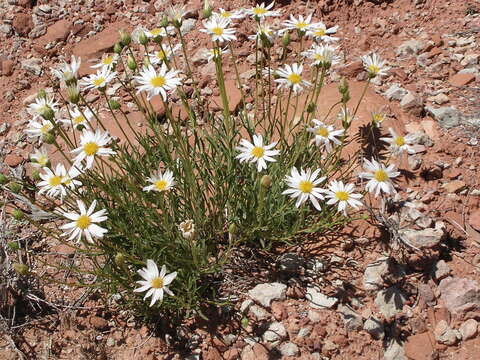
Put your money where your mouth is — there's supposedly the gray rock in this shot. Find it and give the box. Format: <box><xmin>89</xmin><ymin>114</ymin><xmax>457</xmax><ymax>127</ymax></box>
<box><xmin>0</xmin><ymin>123</ymin><xmax>10</xmax><ymax>136</ymax></box>
<box><xmin>248</xmin><ymin>283</ymin><xmax>286</xmax><ymax>308</ymax></box>
<box><xmin>363</xmin><ymin>316</ymin><xmax>385</xmax><ymax>339</ymax></box>
<box><xmin>21</xmin><ymin>58</ymin><xmax>42</xmax><ymax>76</ymax></box>
<box><xmin>276</xmin><ymin>253</ymin><xmax>305</xmax><ymax>273</ymax></box>
<box><xmin>297</xmin><ymin>327</ymin><xmax>311</xmax><ymax>338</ymax></box>
<box><xmin>0</xmin><ymin>24</ymin><xmax>12</xmax><ymax>35</ymax></box>
<box><xmin>438</xmin><ymin>277</ymin><xmax>480</xmax><ymax>317</ymax></box>
<box><xmin>249</xmin><ymin>305</ymin><xmax>270</xmax><ymax>320</ymax></box>
<box><xmin>408</xmin><ymin>155</ymin><xmax>422</xmax><ymax>171</ymax></box>
<box><xmin>306</xmin><ymin>287</ymin><xmax>338</xmax><ymax>309</ymax></box>
<box><xmin>191</xmin><ymin>47</ymin><xmax>207</xmax><ymax>66</ymax></box>
<box><xmin>240</xmin><ymin>299</ymin><xmax>253</xmax><ymax>313</ymax></box>
<box><xmin>398</xmin><ymin>222</ymin><xmax>446</xmax><ymax>249</ymax></box>
<box><xmin>180</xmin><ymin>19</ymin><xmax>196</xmax><ymax>35</ymax></box>
<box><xmin>375</xmin><ymin>286</ymin><xmax>406</xmax><ymax>318</ymax></box>
<box><xmin>307</xmin><ymin>310</ymin><xmax>322</xmax><ymax>323</ymax></box>
<box><xmin>262</xmin><ymin>321</ymin><xmax>287</xmax><ymax>343</ymax></box>
<box><xmin>384</xmin><ymin>83</ymin><xmax>408</xmax><ymax>101</ymax></box>
<box><xmin>279</xmin><ymin>342</ymin><xmax>299</xmax><ymax>357</ymax></box>
<box><xmin>429</xmin><ymin>93</ymin><xmax>449</xmax><ymax>105</ymax></box>
<box><xmin>363</xmin><ymin>257</ymin><xmax>405</xmax><ymax>291</ymax></box>
<box><xmin>433</xmin><ymin>260</ymin><xmax>451</xmax><ymax>281</ymax></box>
<box><xmin>426</xmin><ymin>106</ymin><xmax>463</xmax><ymax>129</ymax></box>
<box><xmin>459</xmin><ymin>319</ymin><xmax>478</xmax><ymax>340</ymax></box>
<box><xmin>384</xmin><ymin>340</ymin><xmax>406</xmax><ymax>360</ymax></box>
<box><xmin>434</xmin><ymin>320</ymin><xmax>460</xmax><ymax>345</ymax></box>
<box><xmin>407</xmin><ymin>131</ymin><xmax>433</xmax><ymax>147</ymax></box>
<box><xmin>396</xmin><ymin>39</ymin><xmax>426</xmax><ymax>57</ymax></box>
<box><xmin>400</xmin><ymin>92</ymin><xmax>424</xmax><ymax>116</ymax></box>
<box><xmin>338</xmin><ymin>304</ymin><xmax>363</xmax><ymax>331</ymax></box>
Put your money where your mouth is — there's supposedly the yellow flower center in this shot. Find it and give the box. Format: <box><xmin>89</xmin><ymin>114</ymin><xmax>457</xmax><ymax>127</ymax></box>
<box><xmin>154</xmin><ymin>179</ymin><xmax>168</xmax><ymax>191</ymax></box>
<box><xmin>298</xmin><ymin>180</ymin><xmax>314</xmax><ymax>193</ymax></box>
<box><xmin>155</xmin><ymin>50</ymin><xmax>167</xmax><ymax>60</ymax></box>
<box><xmin>221</xmin><ymin>11</ymin><xmax>231</xmax><ymax>18</ymax></box>
<box><xmin>372</xmin><ymin>113</ymin><xmax>384</xmax><ymax>124</ymax></box>
<box><xmin>150</xmin><ymin>28</ymin><xmax>162</xmax><ymax>36</ymax></box>
<box><xmin>296</xmin><ymin>22</ymin><xmax>308</xmax><ymax>29</ymax></box>
<box><xmin>40</xmin><ymin>123</ymin><xmax>52</xmax><ymax>134</ymax></box>
<box><xmin>212</xmin><ymin>26</ymin><xmax>224</xmax><ymax>36</ymax></box>
<box><xmin>83</xmin><ymin>142</ymin><xmax>99</xmax><ymax>156</ymax></box>
<box><xmin>73</xmin><ymin>115</ymin><xmax>85</xmax><ymax>125</ymax></box>
<box><xmin>63</xmin><ymin>177</ymin><xmax>72</xmax><ymax>185</ymax></box>
<box><xmin>316</xmin><ymin>127</ymin><xmax>329</xmax><ymax>137</ymax></box>
<box><xmin>103</xmin><ymin>56</ymin><xmax>113</xmax><ymax>65</ymax></box>
<box><xmin>335</xmin><ymin>191</ymin><xmax>349</xmax><ymax>201</ymax></box>
<box><xmin>37</xmin><ymin>155</ymin><xmax>48</xmax><ymax>166</ymax></box>
<box><xmin>314</xmin><ymin>54</ymin><xmax>325</xmax><ymax>61</ymax></box>
<box><xmin>374</xmin><ymin>169</ymin><xmax>388</xmax><ymax>182</ymax></box>
<box><xmin>250</xmin><ymin>146</ymin><xmax>265</xmax><ymax>158</ymax></box>
<box><xmin>288</xmin><ymin>73</ymin><xmax>301</xmax><ymax>84</ymax></box>
<box><xmin>253</xmin><ymin>7</ymin><xmax>267</xmax><ymax>15</ymax></box>
<box><xmin>394</xmin><ymin>136</ymin><xmax>405</xmax><ymax>146</ymax></box>
<box><xmin>315</xmin><ymin>28</ymin><xmax>326</xmax><ymax>37</ymax></box>
<box><xmin>48</xmin><ymin>176</ymin><xmax>62</xmax><ymax>187</ymax></box>
<box><xmin>150</xmin><ymin>277</ymin><xmax>164</xmax><ymax>289</ymax></box>
<box><xmin>150</xmin><ymin>75</ymin><xmax>166</xmax><ymax>87</ymax></box>
<box><xmin>92</xmin><ymin>77</ymin><xmax>105</xmax><ymax>87</ymax></box>
<box><xmin>368</xmin><ymin>64</ymin><xmax>380</xmax><ymax>75</ymax></box>
<box><xmin>76</xmin><ymin>215</ymin><xmax>91</xmax><ymax>230</ymax></box>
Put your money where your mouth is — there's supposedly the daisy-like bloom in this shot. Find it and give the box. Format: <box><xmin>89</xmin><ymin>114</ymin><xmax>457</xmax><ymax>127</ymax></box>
<box><xmin>51</xmin><ymin>55</ymin><xmax>81</xmax><ymax>84</ymax></box>
<box><xmin>358</xmin><ymin>158</ymin><xmax>400</xmax><ymax>197</ymax></box>
<box><xmin>148</xmin><ymin>44</ymin><xmax>181</xmax><ymax>65</ymax></box>
<box><xmin>361</xmin><ymin>53</ymin><xmax>390</xmax><ymax>78</ymax></box>
<box><xmin>134</xmin><ymin>260</ymin><xmax>177</xmax><ymax>307</ymax></box>
<box><xmin>282</xmin><ymin>167</ymin><xmax>326</xmax><ymax>210</ymax></box>
<box><xmin>144</xmin><ymin>27</ymin><xmax>173</xmax><ymax>39</ymax></box>
<box><xmin>30</xmin><ymin>147</ymin><xmax>50</xmax><ymax>168</ymax></box>
<box><xmin>307</xmin><ymin>22</ymin><xmax>339</xmax><ymax>42</ymax></box>
<box><xmin>143</xmin><ymin>169</ymin><xmax>175</xmax><ymax>192</ymax></box>
<box><xmin>200</xmin><ymin>16</ymin><xmax>236</xmax><ymax>43</ymax></box>
<box><xmin>167</xmin><ymin>4</ymin><xmax>188</xmax><ymax>25</ymax></box>
<box><xmin>248</xmin><ymin>24</ymin><xmax>277</xmax><ymax>44</ymax></box>
<box><xmin>61</xmin><ymin>107</ymin><xmax>93</xmax><ymax>129</ymax></box>
<box><xmin>203</xmin><ymin>47</ymin><xmax>228</xmax><ymax>62</ymax></box>
<box><xmin>275</xmin><ymin>63</ymin><xmax>312</xmax><ymax>94</ymax></box>
<box><xmin>303</xmin><ymin>43</ymin><xmax>340</xmax><ymax>68</ymax></box>
<box><xmin>213</xmin><ymin>8</ymin><xmax>245</xmax><ymax>22</ymax></box>
<box><xmin>91</xmin><ymin>54</ymin><xmax>118</xmax><ymax>71</ymax></box>
<box><xmin>59</xmin><ymin>200</ymin><xmax>108</xmax><ymax>243</ymax></box>
<box><xmin>337</xmin><ymin>107</ymin><xmax>354</xmax><ymax>126</ymax></box>
<box><xmin>37</xmin><ymin>163</ymin><xmax>69</xmax><ymax>198</ymax></box>
<box><xmin>307</xmin><ymin>119</ymin><xmax>345</xmax><ymax>151</ymax></box>
<box><xmin>179</xmin><ymin>219</ymin><xmax>195</xmax><ymax>240</ymax></box>
<box><xmin>371</xmin><ymin>111</ymin><xmax>386</xmax><ymax>127</ymax></box>
<box><xmin>72</xmin><ymin>129</ymin><xmax>116</xmax><ymax>169</ymax></box>
<box><xmin>25</xmin><ymin>118</ymin><xmax>55</xmax><ymax>141</ymax></box>
<box><xmin>380</xmin><ymin>128</ymin><xmax>415</xmax><ymax>156</ymax></box>
<box><xmin>324</xmin><ymin>180</ymin><xmax>363</xmax><ymax>215</ymax></box>
<box><xmin>246</xmin><ymin>2</ymin><xmax>281</xmax><ymax>19</ymax></box>
<box><xmin>282</xmin><ymin>14</ymin><xmax>313</xmax><ymax>34</ymax></box>
<box><xmin>235</xmin><ymin>134</ymin><xmax>280</xmax><ymax>172</ymax></box>
<box><xmin>134</xmin><ymin>64</ymin><xmax>182</xmax><ymax>101</ymax></box>
<box><xmin>80</xmin><ymin>67</ymin><xmax>116</xmax><ymax>91</ymax></box>
<box><xmin>62</xmin><ymin>165</ymin><xmax>83</xmax><ymax>191</ymax></box>
<box><xmin>28</xmin><ymin>96</ymin><xmax>59</xmax><ymax>118</ymax></box>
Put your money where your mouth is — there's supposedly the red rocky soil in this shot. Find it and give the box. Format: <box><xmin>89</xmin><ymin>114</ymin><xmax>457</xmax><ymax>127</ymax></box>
<box><xmin>2</xmin><ymin>0</ymin><xmax>480</xmax><ymax>359</ymax></box>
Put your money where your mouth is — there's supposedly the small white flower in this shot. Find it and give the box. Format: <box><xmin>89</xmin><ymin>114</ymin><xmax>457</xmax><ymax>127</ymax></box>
<box><xmin>145</xmin><ymin>27</ymin><xmax>173</xmax><ymax>39</ymax></box>
<box><xmin>307</xmin><ymin>119</ymin><xmax>344</xmax><ymax>151</ymax></box>
<box><xmin>358</xmin><ymin>158</ymin><xmax>400</xmax><ymax>197</ymax></box>
<box><xmin>213</xmin><ymin>8</ymin><xmax>245</xmax><ymax>22</ymax></box>
<box><xmin>80</xmin><ymin>67</ymin><xmax>116</xmax><ymax>90</ymax></box>
<box><xmin>361</xmin><ymin>53</ymin><xmax>390</xmax><ymax>78</ymax></box>
<box><xmin>167</xmin><ymin>4</ymin><xmax>188</xmax><ymax>24</ymax></box>
<box><xmin>235</xmin><ymin>134</ymin><xmax>280</xmax><ymax>172</ymax></box>
<box><xmin>200</xmin><ymin>16</ymin><xmax>237</xmax><ymax>43</ymax></box>
<box><xmin>303</xmin><ymin>44</ymin><xmax>340</xmax><ymax>68</ymax></box>
<box><xmin>371</xmin><ymin>111</ymin><xmax>386</xmax><ymax>127</ymax></box>
<box><xmin>51</xmin><ymin>55</ymin><xmax>81</xmax><ymax>83</ymax></box>
<box><xmin>275</xmin><ymin>63</ymin><xmax>311</xmax><ymax>94</ymax></box>
<box><xmin>246</xmin><ymin>2</ymin><xmax>281</xmax><ymax>19</ymax></box>
<box><xmin>179</xmin><ymin>219</ymin><xmax>195</xmax><ymax>239</ymax></box>
<box><xmin>337</xmin><ymin>107</ymin><xmax>354</xmax><ymax>126</ymax></box>
<box><xmin>248</xmin><ymin>24</ymin><xmax>277</xmax><ymax>44</ymax></box>
<box><xmin>282</xmin><ymin>14</ymin><xmax>313</xmax><ymax>33</ymax></box>
<box><xmin>143</xmin><ymin>169</ymin><xmax>175</xmax><ymax>192</ymax></box>
<box><xmin>325</xmin><ymin>180</ymin><xmax>363</xmax><ymax>215</ymax></box>
<box><xmin>307</xmin><ymin>22</ymin><xmax>339</xmax><ymax>42</ymax></box>
<box><xmin>148</xmin><ymin>44</ymin><xmax>181</xmax><ymax>65</ymax></box>
<box><xmin>134</xmin><ymin>64</ymin><xmax>182</xmax><ymax>101</ymax></box>
<box><xmin>37</xmin><ymin>163</ymin><xmax>69</xmax><ymax>198</ymax></box>
<box><xmin>59</xmin><ymin>200</ymin><xmax>108</xmax><ymax>243</ymax></box>
<box><xmin>282</xmin><ymin>167</ymin><xmax>326</xmax><ymax>210</ymax></box>
<box><xmin>28</xmin><ymin>96</ymin><xmax>59</xmax><ymax>117</ymax></box>
<box><xmin>61</xmin><ymin>107</ymin><xmax>93</xmax><ymax>129</ymax></box>
<box><xmin>71</xmin><ymin>129</ymin><xmax>116</xmax><ymax>169</ymax></box>
<box><xmin>134</xmin><ymin>260</ymin><xmax>177</xmax><ymax>307</ymax></box>
<box><xmin>30</xmin><ymin>147</ymin><xmax>50</xmax><ymax>168</ymax></box>
<box><xmin>25</xmin><ymin>118</ymin><xmax>54</xmax><ymax>141</ymax></box>
<box><xmin>91</xmin><ymin>54</ymin><xmax>118</xmax><ymax>71</ymax></box>
<box><xmin>203</xmin><ymin>47</ymin><xmax>228</xmax><ymax>62</ymax></box>
<box><xmin>380</xmin><ymin>128</ymin><xmax>416</xmax><ymax>155</ymax></box>
<box><xmin>63</xmin><ymin>164</ymin><xmax>83</xmax><ymax>191</ymax></box>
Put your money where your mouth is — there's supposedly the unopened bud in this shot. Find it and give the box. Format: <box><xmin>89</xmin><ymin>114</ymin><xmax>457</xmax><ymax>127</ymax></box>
<box><xmin>282</xmin><ymin>31</ymin><xmax>290</xmax><ymax>47</ymax></box>
<box><xmin>37</xmin><ymin>89</ymin><xmax>47</xmax><ymax>100</ymax></box>
<box><xmin>202</xmin><ymin>0</ymin><xmax>213</xmax><ymax>18</ymax></box>
<box><xmin>32</xmin><ymin>169</ymin><xmax>41</xmax><ymax>181</ymax></box>
<box><xmin>12</xmin><ymin>209</ymin><xmax>24</xmax><ymax>220</ymax></box>
<box><xmin>13</xmin><ymin>263</ymin><xmax>29</xmax><ymax>276</ymax></box>
<box><xmin>139</xmin><ymin>31</ymin><xmax>148</xmax><ymax>45</ymax></box>
<box><xmin>41</xmin><ymin>107</ymin><xmax>55</xmax><ymax>121</ymax></box>
<box><xmin>7</xmin><ymin>241</ymin><xmax>20</xmax><ymax>251</ymax></box>
<box><xmin>114</xmin><ymin>252</ymin><xmax>125</xmax><ymax>267</ymax></box>
<box><xmin>159</xmin><ymin>16</ymin><xmax>169</xmax><ymax>28</ymax></box>
<box><xmin>42</xmin><ymin>133</ymin><xmax>56</xmax><ymax>144</ymax></box>
<box><xmin>119</xmin><ymin>30</ymin><xmax>131</xmax><ymax>46</ymax></box>
<box><xmin>113</xmin><ymin>42</ymin><xmax>123</xmax><ymax>55</ymax></box>
<box><xmin>260</xmin><ymin>32</ymin><xmax>272</xmax><ymax>48</ymax></box>
<box><xmin>338</xmin><ymin>78</ymin><xmax>349</xmax><ymax>94</ymax></box>
<box><xmin>108</xmin><ymin>99</ymin><xmax>121</xmax><ymax>110</ymax></box>
<box><xmin>307</xmin><ymin>102</ymin><xmax>316</xmax><ymax>113</ymax></box>
<box><xmin>0</xmin><ymin>173</ymin><xmax>8</xmax><ymax>185</ymax></box>
<box><xmin>127</xmin><ymin>55</ymin><xmax>137</xmax><ymax>71</ymax></box>
<box><xmin>67</xmin><ymin>85</ymin><xmax>80</xmax><ymax>104</ymax></box>
<box><xmin>260</xmin><ymin>175</ymin><xmax>272</xmax><ymax>188</ymax></box>
<box><xmin>228</xmin><ymin>223</ymin><xmax>238</xmax><ymax>235</ymax></box>
<box><xmin>8</xmin><ymin>182</ymin><xmax>22</xmax><ymax>194</ymax></box>
<box><xmin>143</xmin><ymin>56</ymin><xmax>151</xmax><ymax>67</ymax></box>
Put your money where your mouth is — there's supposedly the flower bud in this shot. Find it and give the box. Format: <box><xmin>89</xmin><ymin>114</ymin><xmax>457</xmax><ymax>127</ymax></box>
<box><xmin>113</xmin><ymin>42</ymin><xmax>123</xmax><ymax>55</ymax></box>
<box><xmin>159</xmin><ymin>16</ymin><xmax>169</xmax><ymax>28</ymax></box>
<box><xmin>119</xmin><ymin>30</ymin><xmax>131</xmax><ymax>46</ymax></box>
<box><xmin>338</xmin><ymin>78</ymin><xmax>349</xmax><ymax>95</ymax></box>
<box><xmin>143</xmin><ymin>56</ymin><xmax>151</xmax><ymax>67</ymax></box>
<box><xmin>202</xmin><ymin>0</ymin><xmax>213</xmax><ymax>19</ymax></box>
<box><xmin>260</xmin><ymin>175</ymin><xmax>272</xmax><ymax>188</ymax></box>
<box><xmin>37</xmin><ymin>89</ymin><xmax>47</xmax><ymax>100</ymax></box>
<box><xmin>0</xmin><ymin>173</ymin><xmax>8</xmax><ymax>185</ymax></box>
<box><xmin>139</xmin><ymin>31</ymin><xmax>148</xmax><ymax>45</ymax></box>
<box><xmin>13</xmin><ymin>263</ymin><xmax>29</xmax><ymax>276</ymax></box>
<box><xmin>127</xmin><ymin>55</ymin><xmax>137</xmax><ymax>71</ymax></box>
<box><xmin>7</xmin><ymin>241</ymin><xmax>20</xmax><ymax>251</ymax></box>
<box><xmin>67</xmin><ymin>85</ymin><xmax>80</xmax><ymax>104</ymax></box>
<box><xmin>282</xmin><ymin>31</ymin><xmax>290</xmax><ymax>47</ymax></box>
<box><xmin>228</xmin><ymin>223</ymin><xmax>238</xmax><ymax>235</ymax></box>
<box><xmin>307</xmin><ymin>102</ymin><xmax>316</xmax><ymax>113</ymax></box>
<box><xmin>12</xmin><ymin>209</ymin><xmax>24</xmax><ymax>220</ymax></box>
<box><xmin>114</xmin><ymin>252</ymin><xmax>125</xmax><ymax>267</ymax></box>
<box><xmin>108</xmin><ymin>99</ymin><xmax>121</xmax><ymax>110</ymax></box>
<box><xmin>41</xmin><ymin>107</ymin><xmax>55</xmax><ymax>121</ymax></box>
<box><xmin>31</xmin><ymin>169</ymin><xmax>41</xmax><ymax>181</ymax></box>
<box><xmin>42</xmin><ymin>133</ymin><xmax>56</xmax><ymax>144</ymax></box>
<box><xmin>8</xmin><ymin>182</ymin><xmax>22</xmax><ymax>194</ymax></box>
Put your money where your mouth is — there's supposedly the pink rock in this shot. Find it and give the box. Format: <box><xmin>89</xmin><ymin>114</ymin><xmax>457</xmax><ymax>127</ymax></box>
<box><xmin>438</xmin><ymin>277</ymin><xmax>480</xmax><ymax>319</ymax></box>
<box><xmin>469</xmin><ymin>209</ymin><xmax>480</xmax><ymax>232</ymax></box>
<box><xmin>4</xmin><ymin>153</ymin><xmax>23</xmax><ymax>167</ymax></box>
<box><xmin>449</xmin><ymin>73</ymin><xmax>476</xmax><ymax>87</ymax></box>
<box><xmin>12</xmin><ymin>13</ymin><xmax>33</xmax><ymax>37</ymax></box>
<box><xmin>0</xmin><ymin>59</ymin><xmax>14</xmax><ymax>76</ymax></box>
<box><xmin>459</xmin><ymin>319</ymin><xmax>478</xmax><ymax>340</ymax></box>
<box><xmin>38</xmin><ymin>19</ymin><xmax>73</xmax><ymax>46</ymax></box>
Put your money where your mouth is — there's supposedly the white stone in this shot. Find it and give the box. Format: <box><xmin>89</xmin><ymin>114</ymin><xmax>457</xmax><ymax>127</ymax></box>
<box><xmin>306</xmin><ymin>287</ymin><xmax>338</xmax><ymax>309</ymax></box>
<box><xmin>279</xmin><ymin>342</ymin><xmax>299</xmax><ymax>357</ymax></box>
<box><xmin>248</xmin><ymin>283</ymin><xmax>286</xmax><ymax>308</ymax></box>
<box><xmin>262</xmin><ymin>322</ymin><xmax>287</xmax><ymax>343</ymax></box>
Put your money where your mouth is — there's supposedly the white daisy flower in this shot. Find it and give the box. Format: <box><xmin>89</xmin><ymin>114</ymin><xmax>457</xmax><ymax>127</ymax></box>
<box><xmin>380</xmin><ymin>128</ymin><xmax>415</xmax><ymax>155</ymax></box>
<box><xmin>303</xmin><ymin>44</ymin><xmax>340</xmax><ymax>68</ymax></box>
<box><xmin>59</xmin><ymin>200</ymin><xmax>108</xmax><ymax>243</ymax></box>
<box><xmin>213</xmin><ymin>8</ymin><xmax>245</xmax><ymax>22</ymax></box>
<box><xmin>143</xmin><ymin>169</ymin><xmax>175</xmax><ymax>192</ymax></box>
<box><xmin>25</xmin><ymin>118</ymin><xmax>54</xmax><ymax>141</ymax></box>
<box><xmin>282</xmin><ymin>14</ymin><xmax>313</xmax><ymax>34</ymax></box>
<box><xmin>91</xmin><ymin>54</ymin><xmax>118</xmax><ymax>71</ymax></box>
<box><xmin>80</xmin><ymin>67</ymin><xmax>117</xmax><ymax>90</ymax></box>
<box><xmin>235</xmin><ymin>134</ymin><xmax>280</xmax><ymax>172</ymax></box>
<box><xmin>246</xmin><ymin>2</ymin><xmax>281</xmax><ymax>19</ymax></box>
<box><xmin>371</xmin><ymin>111</ymin><xmax>386</xmax><ymax>127</ymax></box>
<box><xmin>148</xmin><ymin>44</ymin><xmax>181</xmax><ymax>65</ymax></box>
<box><xmin>307</xmin><ymin>22</ymin><xmax>339</xmax><ymax>42</ymax></box>
<box><xmin>275</xmin><ymin>63</ymin><xmax>311</xmax><ymax>94</ymax></box>
<box><xmin>307</xmin><ymin>119</ymin><xmax>344</xmax><ymax>151</ymax></box>
<box><xmin>134</xmin><ymin>64</ymin><xmax>182</xmax><ymax>101</ymax></box>
<box><xmin>282</xmin><ymin>167</ymin><xmax>326</xmax><ymax>210</ymax></box>
<box><xmin>179</xmin><ymin>219</ymin><xmax>195</xmax><ymax>239</ymax></box>
<box><xmin>358</xmin><ymin>159</ymin><xmax>400</xmax><ymax>197</ymax></box>
<box><xmin>134</xmin><ymin>260</ymin><xmax>177</xmax><ymax>307</ymax></box>
<box><xmin>200</xmin><ymin>16</ymin><xmax>237</xmax><ymax>43</ymax></box>
<box><xmin>337</xmin><ymin>107</ymin><xmax>354</xmax><ymax>126</ymax></box>
<box><xmin>203</xmin><ymin>47</ymin><xmax>228</xmax><ymax>62</ymax></box>
<box><xmin>248</xmin><ymin>24</ymin><xmax>277</xmax><ymax>44</ymax></box>
<box><xmin>37</xmin><ymin>163</ymin><xmax>69</xmax><ymax>198</ymax></box>
<box><xmin>30</xmin><ymin>147</ymin><xmax>50</xmax><ymax>168</ymax></box>
<box><xmin>72</xmin><ymin>129</ymin><xmax>116</xmax><ymax>169</ymax></box>
<box><xmin>144</xmin><ymin>27</ymin><xmax>173</xmax><ymax>39</ymax></box>
<box><xmin>28</xmin><ymin>96</ymin><xmax>59</xmax><ymax>118</ymax></box>
<box><xmin>325</xmin><ymin>180</ymin><xmax>363</xmax><ymax>215</ymax></box>
<box><xmin>61</xmin><ymin>107</ymin><xmax>93</xmax><ymax>129</ymax></box>
<box><xmin>167</xmin><ymin>4</ymin><xmax>188</xmax><ymax>25</ymax></box>
<box><xmin>51</xmin><ymin>55</ymin><xmax>81</xmax><ymax>84</ymax></box>
<box><xmin>63</xmin><ymin>164</ymin><xmax>83</xmax><ymax>191</ymax></box>
<box><xmin>361</xmin><ymin>53</ymin><xmax>390</xmax><ymax>78</ymax></box>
